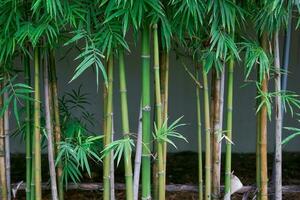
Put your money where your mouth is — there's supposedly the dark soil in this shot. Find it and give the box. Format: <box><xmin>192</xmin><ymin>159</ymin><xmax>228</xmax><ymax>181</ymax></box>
<box><xmin>11</xmin><ymin>152</ymin><xmax>300</xmax><ymax>199</ymax></box>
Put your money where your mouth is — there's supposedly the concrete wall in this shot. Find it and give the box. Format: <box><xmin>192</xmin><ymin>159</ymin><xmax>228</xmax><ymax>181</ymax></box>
<box><xmin>10</xmin><ymin>28</ymin><xmax>300</xmax><ymax>153</ymax></box>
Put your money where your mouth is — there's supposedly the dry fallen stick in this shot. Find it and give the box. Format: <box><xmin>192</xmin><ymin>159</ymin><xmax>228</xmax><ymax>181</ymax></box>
<box><xmin>12</xmin><ymin>183</ymin><xmax>300</xmax><ymax>193</ymax></box>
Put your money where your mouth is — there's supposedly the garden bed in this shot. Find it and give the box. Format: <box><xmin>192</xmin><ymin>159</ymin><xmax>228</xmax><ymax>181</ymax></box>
<box><xmin>12</xmin><ymin>152</ymin><xmax>300</xmax><ymax>199</ymax></box>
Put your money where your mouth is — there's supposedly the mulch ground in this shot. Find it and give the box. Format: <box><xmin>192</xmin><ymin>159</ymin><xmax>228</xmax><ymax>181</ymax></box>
<box><xmin>11</xmin><ymin>152</ymin><xmax>300</xmax><ymax>199</ymax></box>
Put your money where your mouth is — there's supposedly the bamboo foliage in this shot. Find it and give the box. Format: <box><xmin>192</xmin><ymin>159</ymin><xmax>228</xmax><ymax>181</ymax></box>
<box><xmin>0</xmin><ymin>1</ymin><xmax>300</xmax><ymax>200</ymax></box>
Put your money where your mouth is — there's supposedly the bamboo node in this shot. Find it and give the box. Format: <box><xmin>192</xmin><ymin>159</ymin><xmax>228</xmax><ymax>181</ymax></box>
<box><xmin>158</xmin><ymin>171</ymin><xmax>165</xmax><ymax>175</ymax></box>
<box><xmin>141</xmin><ymin>55</ymin><xmax>150</xmax><ymax>58</ymax></box>
<box><xmin>142</xmin><ymin>196</ymin><xmax>151</xmax><ymax>200</ymax></box>
<box><xmin>106</xmin><ymin>112</ymin><xmax>114</xmax><ymax>117</ymax></box>
<box><xmin>142</xmin><ymin>105</ymin><xmax>151</xmax><ymax>111</ymax></box>
<box><xmin>123</xmin><ymin>132</ymin><xmax>131</xmax><ymax>137</ymax></box>
<box><xmin>103</xmin><ymin>176</ymin><xmax>111</xmax><ymax>180</ymax></box>
<box><xmin>120</xmin><ymin>89</ymin><xmax>127</xmax><ymax>93</ymax></box>
<box><xmin>141</xmin><ymin>153</ymin><xmax>152</xmax><ymax>157</ymax></box>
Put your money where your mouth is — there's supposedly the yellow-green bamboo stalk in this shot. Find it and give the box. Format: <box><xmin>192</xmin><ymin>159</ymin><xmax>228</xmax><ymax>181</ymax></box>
<box><xmin>224</xmin><ymin>10</ymin><xmax>235</xmax><ymax>199</ymax></box>
<box><xmin>260</xmin><ymin>32</ymin><xmax>269</xmax><ymax>200</ymax></box>
<box><xmin>103</xmin><ymin>55</ymin><xmax>114</xmax><ymax>200</ymax></box>
<box><xmin>195</xmin><ymin>64</ymin><xmax>203</xmax><ymax>200</ymax></box>
<box><xmin>0</xmin><ymin>82</ymin><xmax>7</xmax><ymax>200</ymax></box>
<box><xmin>119</xmin><ymin>49</ymin><xmax>133</xmax><ymax>200</ymax></box>
<box><xmin>224</xmin><ymin>58</ymin><xmax>234</xmax><ymax>199</ymax></box>
<box><xmin>212</xmin><ymin>71</ymin><xmax>221</xmax><ymax>200</ymax></box>
<box><xmin>202</xmin><ymin>64</ymin><xmax>211</xmax><ymax>200</ymax></box>
<box><xmin>31</xmin><ymin>131</ymin><xmax>35</xmax><ymax>200</ymax></box>
<box><xmin>153</xmin><ymin>24</ymin><xmax>165</xmax><ymax>200</ymax></box>
<box><xmin>33</xmin><ymin>47</ymin><xmax>42</xmax><ymax>200</ymax></box>
<box><xmin>160</xmin><ymin>49</ymin><xmax>169</xmax><ymax>191</ymax></box>
<box><xmin>24</xmin><ymin>53</ymin><xmax>32</xmax><ymax>200</ymax></box>
<box><xmin>3</xmin><ymin>74</ymin><xmax>11</xmax><ymax>200</ymax></box>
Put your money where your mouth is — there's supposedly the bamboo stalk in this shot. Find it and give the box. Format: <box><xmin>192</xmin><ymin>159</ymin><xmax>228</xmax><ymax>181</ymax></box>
<box><xmin>0</xmin><ymin>81</ymin><xmax>7</xmax><ymax>200</ymax></box>
<box><xmin>44</xmin><ymin>50</ymin><xmax>59</xmax><ymax>200</ymax></box>
<box><xmin>256</xmin><ymin>108</ymin><xmax>261</xmax><ymax>200</ymax></box>
<box><xmin>24</xmin><ymin>52</ymin><xmax>32</xmax><ymax>200</ymax></box>
<box><xmin>273</xmin><ymin>31</ymin><xmax>282</xmax><ymax>200</ymax></box>
<box><xmin>133</xmin><ymin>103</ymin><xmax>142</xmax><ymax>200</ymax></box>
<box><xmin>141</xmin><ymin>26</ymin><xmax>151</xmax><ymax>200</ymax></box>
<box><xmin>212</xmin><ymin>71</ymin><xmax>221</xmax><ymax>200</ymax></box>
<box><xmin>224</xmin><ymin>58</ymin><xmax>234</xmax><ymax>200</ymax></box>
<box><xmin>153</xmin><ymin>24</ymin><xmax>165</xmax><ymax>200</ymax></box>
<box><xmin>31</xmin><ymin>128</ymin><xmax>35</xmax><ymax>200</ymax></box>
<box><xmin>281</xmin><ymin>11</ymin><xmax>292</xmax><ymax>98</ymax></box>
<box><xmin>260</xmin><ymin>32</ymin><xmax>269</xmax><ymax>200</ymax></box>
<box><xmin>111</xmin><ymin>119</ymin><xmax>115</xmax><ymax>200</ymax></box>
<box><xmin>224</xmin><ymin>10</ymin><xmax>235</xmax><ymax>196</ymax></box>
<box><xmin>49</xmin><ymin>49</ymin><xmax>64</xmax><ymax>200</ymax></box>
<box><xmin>103</xmin><ymin>55</ymin><xmax>114</xmax><ymax>200</ymax></box>
<box><xmin>119</xmin><ymin>49</ymin><xmax>134</xmax><ymax>200</ymax></box>
<box><xmin>195</xmin><ymin>65</ymin><xmax>203</xmax><ymax>200</ymax></box>
<box><xmin>4</xmin><ymin>75</ymin><xmax>11</xmax><ymax>200</ymax></box>
<box><xmin>33</xmin><ymin>47</ymin><xmax>42</xmax><ymax>200</ymax></box>
<box><xmin>160</xmin><ymin>50</ymin><xmax>169</xmax><ymax>191</ymax></box>
<box><xmin>202</xmin><ymin>64</ymin><xmax>211</xmax><ymax>200</ymax></box>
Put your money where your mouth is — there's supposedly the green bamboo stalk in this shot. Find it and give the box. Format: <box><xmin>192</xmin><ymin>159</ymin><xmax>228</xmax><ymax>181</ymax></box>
<box><xmin>119</xmin><ymin>49</ymin><xmax>134</xmax><ymax>200</ymax></box>
<box><xmin>31</xmin><ymin>130</ymin><xmax>35</xmax><ymax>200</ymax></box>
<box><xmin>0</xmin><ymin>81</ymin><xmax>7</xmax><ymax>200</ymax></box>
<box><xmin>260</xmin><ymin>32</ymin><xmax>269</xmax><ymax>200</ymax></box>
<box><xmin>33</xmin><ymin>47</ymin><xmax>42</xmax><ymax>200</ymax></box>
<box><xmin>153</xmin><ymin>24</ymin><xmax>165</xmax><ymax>200</ymax></box>
<box><xmin>49</xmin><ymin>50</ymin><xmax>64</xmax><ymax>200</ymax></box>
<box><xmin>24</xmin><ymin>52</ymin><xmax>32</xmax><ymax>200</ymax></box>
<box><xmin>224</xmin><ymin>57</ymin><xmax>234</xmax><ymax>199</ymax></box>
<box><xmin>195</xmin><ymin>65</ymin><xmax>203</xmax><ymax>200</ymax></box>
<box><xmin>103</xmin><ymin>55</ymin><xmax>114</xmax><ymax>200</ymax></box>
<box><xmin>141</xmin><ymin>25</ymin><xmax>151</xmax><ymax>200</ymax></box>
<box><xmin>202</xmin><ymin>64</ymin><xmax>211</xmax><ymax>200</ymax></box>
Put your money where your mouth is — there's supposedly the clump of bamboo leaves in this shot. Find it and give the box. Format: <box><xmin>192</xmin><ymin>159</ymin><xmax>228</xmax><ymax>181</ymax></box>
<box><xmin>1</xmin><ymin>1</ymin><xmax>300</xmax><ymax>200</ymax></box>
